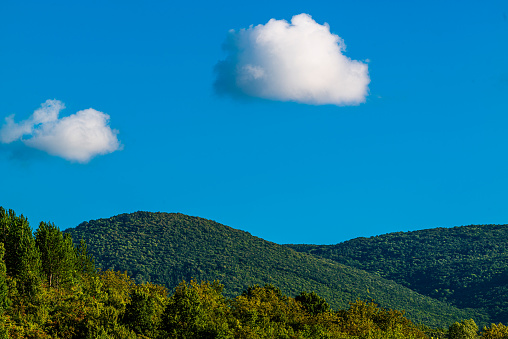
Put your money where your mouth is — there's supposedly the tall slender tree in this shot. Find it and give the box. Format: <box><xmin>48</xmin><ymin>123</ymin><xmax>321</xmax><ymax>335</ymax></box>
<box><xmin>35</xmin><ymin>222</ymin><xmax>77</xmax><ymax>288</ymax></box>
<box><xmin>75</xmin><ymin>237</ymin><xmax>96</xmax><ymax>276</ymax></box>
<box><xmin>0</xmin><ymin>243</ymin><xmax>10</xmax><ymax>311</ymax></box>
<box><xmin>0</xmin><ymin>209</ymin><xmax>42</xmax><ymax>298</ymax></box>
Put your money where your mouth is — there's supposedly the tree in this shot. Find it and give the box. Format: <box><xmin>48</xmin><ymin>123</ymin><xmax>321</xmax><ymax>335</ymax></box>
<box><xmin>0</xmin><ymin>243</ymin><xmax>10</xmax><ymax>311</ymax></box>
<box><xmin>160</xmin><ymin>280</ymin><xmax>233</xmax><ymax>338</ymax></box>
<box><xmin>295</xmin><ymin>291</ymin><xmax>330</xmax><ymax>315</ymax></box>
<box><xmin>35</xmin><ymin>222</ymin><xmax>77</xmax><ymax>288</ymax></box>
<box><xmin>337</xmin><ymin>300</ymin><xmax>427</xmax><ymax>339</ymax></box>
<box><xmin>231</xmin><ymin>284</ymin><xmax>304</xmax><ymax>337</ymax></box>
<box><xmin>481</xmin><ymin>323</ymin><xmax>508</xmax><ymax>339</ymax></box>
<box><xmin>449</xmin><ymin>319</ymin><xmax>478</xmax><ymax>339</ymax></box>
<box><xmin>1</xmin><ymin>209</ymin><xmax>42</xmax><ymax>298</ymax></box>
<box><xmin>75</xmin><ymin>237</ymin><xmax>96</xmax><ymax>276</ymax></box>
<box><xmin>122</xmin><ymin>282</ymin><xmax>167</xmax><ymax>337</ymax></box>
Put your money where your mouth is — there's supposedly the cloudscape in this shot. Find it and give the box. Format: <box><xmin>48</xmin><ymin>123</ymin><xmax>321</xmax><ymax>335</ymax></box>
<box><xmin>1</xmin><ymin>1</ymin><xmax>507</xmax><ymax>246</ymax></box>
<box><xmin>214</xmin><ymin>13</ymin><xmax>370</xmax><ymax>106</ymax></box>
<box><xmin>0</xmin><ymin>100</ymin><xmax>121</xmax><ymax>163</ymax></box>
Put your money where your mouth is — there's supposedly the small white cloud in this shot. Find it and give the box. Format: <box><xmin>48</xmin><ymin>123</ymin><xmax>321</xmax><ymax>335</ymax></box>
<box><xmin>214</xmin><ymin>13</ymin><xmax>370</xmax><ymax>106</ymax></box>
<box><xmin>0</xmin><ymin>100</ymin><xmax>121</xmax><ymax>163</ymax></box>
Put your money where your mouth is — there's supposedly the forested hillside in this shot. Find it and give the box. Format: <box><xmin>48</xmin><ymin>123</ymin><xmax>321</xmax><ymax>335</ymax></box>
<box><xmin>1</xmin><ymin>206</ymin><xmax>454</xmax><ymax>338</ymax></box>
<box><xmin>64</xmin><ymin>211</ymin><xmax>487</xmax><ymax>328</ymax></box>
<box><xmin>286</xmin><ymin>224</ymin><xmax>508</xmax><ymax>324</ymax></box>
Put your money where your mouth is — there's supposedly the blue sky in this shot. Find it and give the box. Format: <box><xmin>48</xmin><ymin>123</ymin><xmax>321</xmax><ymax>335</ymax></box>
<box><xmin>1</xmin><ymin>0</ymin><xmax>507</xmax><ymax>244</ymax></box>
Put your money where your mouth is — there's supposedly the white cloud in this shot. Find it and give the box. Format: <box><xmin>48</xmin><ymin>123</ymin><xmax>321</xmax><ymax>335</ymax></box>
<box><xmin>214</xmin><ymin>13</ymin><xmax>370</xmax><ymax>106</ymax></box>
<box><xmin>0</xmin><ymin>100</ymin><xmax>121</xmax><ymax>163</ymax></box>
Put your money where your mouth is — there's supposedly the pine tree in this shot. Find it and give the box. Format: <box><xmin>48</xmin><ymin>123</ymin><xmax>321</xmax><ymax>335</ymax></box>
<box><xmin>2</xmin><ymin>210</ymin><xmax>42</xmax><ymax>298</ymax></box>
<box><xmin>295</xmin><ymin>291</ymin><xmax>330</xmax><ymax>315</ymax></box>
<box><xmin>75</xmin><ymin>237</ymin><xmax>96</xmax><ymax>276</ymax></box>
<box><xmin>122</xmin><ymin>282</ymin><xmax>167</xmax><ymax>337</ymax></box>
<box><xmin>0</xmin><ymin>243</ymin><xmax>10</xmax><ymax>311</ymax></box>
<box><xmin>35</xmin><ymin>222</ymin><xmax>77</xmax><ymax>288</ymax></box>
<box><xmin>0</xmin><ymin>208</ymin><xmax>9</xmax><ymax>244</ymax></box>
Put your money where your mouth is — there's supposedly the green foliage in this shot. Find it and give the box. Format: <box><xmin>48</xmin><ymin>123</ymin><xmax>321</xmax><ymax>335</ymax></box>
<box><xmin>0</xmin><ymin>206</ymin><xmax>503</xmax><ymax>339</ymax></box>
<box><xmin>64</xmin><ymin>211</ymin><xmax>483</xmax><ymax>328</ymax></box>
<box><xmin>295</xmin><ymin>291</ymin><xmax>330</xmax><ymax>315</ymax></box>
<box><xmin>75</xmin><ymin>237</ymin><xmax>96</xmax><ymax>275</ymax></box>
<box><xmin>122</xmin><ymin>282</ymin><xmax>167</xmax><ymax>337</ymax></box>
<box><xmin>0</xmin><ymin>244</ymin><xmax>10</xmax><ymax>311</ymax></box>
<box><xmin>287</xmin><ymin>224</ymin><xmax>508</xmax><ymax>324</ymax></box>
<box><xmin>481</xmin><ymin>323</ymin><xmax>508</xmax><ymax>339</ymax></box>
<box><xmin>161</xmin><ymin>280</ymin><xmax>233</xmax><ymax>338</ymax></box>
<box><xmin>231</xmin><ymin>284</ymin><xmax>308</xmax><ymax>337</ymax></box>
<box><xmin>35</xmin><ymin>221</ymin><xmax>77</xmax><ymax>288</ymax></box>
<box><xmin>337</xmin><ymin>300</ymin><xmax>428</xmax><ymax>339</ymax></box>
<box><xmin>0</xmin><ymin>207</ymin><xmax>42</xmax><ymax>298</ymax></box>
<box><xmin>448</xmin><ymin>319</ymin><xmax>478</xmax><ymax>339</ymax></box>
<box><xmin>158</xmin><ymin>281</ymin><xmax>428</xmax><ymax>339</ymax></box>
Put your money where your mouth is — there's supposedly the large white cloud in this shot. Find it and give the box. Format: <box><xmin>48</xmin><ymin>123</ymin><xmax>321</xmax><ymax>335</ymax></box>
<box><xmin>214</xmin><ymin>13</ymin><xmax>370</xmax><ymax>106</ymax></box>
<box><xmin>0</xmin><ymin>100</ymin><xmax>121</xmax><ymax>163</ymax></box>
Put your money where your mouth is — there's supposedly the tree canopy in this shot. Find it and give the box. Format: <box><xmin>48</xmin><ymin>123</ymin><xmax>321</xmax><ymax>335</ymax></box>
<box><xmin>287</xmin><ymin>224</ymin><xmax>508</xmax><ymax>323</ymax></box>
<box><xmin>64</xmin><ymin>211</ymin><xmax>486</xmax><ymax>328</ymax></box>
<box><xmin>1</xmin><ymin>206</ymin><xmax>506</xmax><ymax>338</ymax></box>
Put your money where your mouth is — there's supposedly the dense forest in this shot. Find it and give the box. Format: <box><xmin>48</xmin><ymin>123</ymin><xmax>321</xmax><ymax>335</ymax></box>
<box><xmin>0</xmin><ymin>206</ymin><xmax>460</xmax><ymax>338</ymax></box>
<box><xmin>63</xmin><ymin>211</ymin><xmax>487</xmax><ymax>329</ymax></box>
<box><xmin>286</xmin><ymin>225</ymin><xmax>508</xmax><ymax>324</ymax></box>
<box><xmin>2</xmin><ymin>206</ymin><xmax>508</xmax><ymax>338</ymax></box>
<box><xmin>65</xmin><ymin>212</ymin><xmax>489</xmax><ymax>327</ymax></box>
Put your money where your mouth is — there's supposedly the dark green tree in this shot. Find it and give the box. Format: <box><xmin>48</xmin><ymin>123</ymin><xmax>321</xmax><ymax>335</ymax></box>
<box><xmin>75</xmin><ymin>237</ymin><xmax>96</xmax><ymax>275</ymax></box>
<box><xmin>160</xmin><ymin>280</ymin><xmax>232</xmax><ymax>338</ymax></box>
<box><xmin>295</xmin><ymin>291</ymin><xmax>330</xmax><ymax>315</ymax></box>
<box><xmin>1</xmin><ymin>209</ymin><xmax>42</xmax><ymax>298</ymax></box>
<box><xmin>0</xmin><ymin>243</ymin><xmax>10</xmax><ymax>311</ymax></box>
<box><xmin>122</xmin><ymin>282</ymin><xmax>167</xmax><ymax>337</ymax></box>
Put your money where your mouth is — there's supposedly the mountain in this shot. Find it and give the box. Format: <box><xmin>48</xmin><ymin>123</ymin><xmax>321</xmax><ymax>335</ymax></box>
<box><xmin>286</xmin><ymin>224</ymin><xmax>508</xmax><ymax>324</ymax></box>
<box><xmin>64</xmin><ymin>211</ymin><xmax>487</xmax><ymax>328</ymax></box>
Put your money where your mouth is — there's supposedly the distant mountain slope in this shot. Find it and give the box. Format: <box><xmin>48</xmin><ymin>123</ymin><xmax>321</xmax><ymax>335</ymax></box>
<box><xmin>65</xmin><ymin>211</ymin><xmax>487</xmax><ymax>328</ymax></box>
<box><xmin>286</xmin><ymin>224</ymin><xmax>508</xmax><ymax>323</ymax></box>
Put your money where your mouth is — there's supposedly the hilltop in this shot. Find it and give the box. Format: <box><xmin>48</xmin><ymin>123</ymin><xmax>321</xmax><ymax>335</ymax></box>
<box><xmin>64</xmin><ymin>211</ymin><xmax>487</xmax><ymax>328</ymax></box>
<box><xmin>0</xmin><ymin>206</ymin><xmax>436</xmax><ymax>338</ymax></box>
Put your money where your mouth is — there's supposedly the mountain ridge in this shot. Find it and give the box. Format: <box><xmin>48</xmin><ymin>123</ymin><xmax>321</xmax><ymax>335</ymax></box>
<box><xmin>286</xmin><ymin>223</ymin><xmax>508</xmax><ymax>324</ymax></box>
<box><xmin>64</xmin><ymin>211</ymin><xmax>488</xmax><ymax>328</ymax></box>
